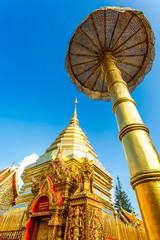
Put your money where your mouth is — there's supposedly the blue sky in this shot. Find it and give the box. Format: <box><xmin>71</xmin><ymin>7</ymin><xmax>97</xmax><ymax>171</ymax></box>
<box><xmin>0</xmin><ymin>0</ymin><xmax>160</xmax><ymax>217</ymax></box>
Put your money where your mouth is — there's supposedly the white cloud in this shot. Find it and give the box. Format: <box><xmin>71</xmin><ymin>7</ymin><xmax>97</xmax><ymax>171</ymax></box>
<box><xmin>17</xmin><ymin>153</ymin><xmax>39</xmax><ymax>190</ymax></box>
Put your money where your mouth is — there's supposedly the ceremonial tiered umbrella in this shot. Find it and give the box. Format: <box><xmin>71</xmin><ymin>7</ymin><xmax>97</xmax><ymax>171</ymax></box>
<box><xmin>65</xmin><ymin>7</ymin><xmax>154</xmax><ymax>101</ymax></box>
<box><xmin>65</xmin><ymin>7</ymin><xmax>160</xmax><ymax>240</ymax></box>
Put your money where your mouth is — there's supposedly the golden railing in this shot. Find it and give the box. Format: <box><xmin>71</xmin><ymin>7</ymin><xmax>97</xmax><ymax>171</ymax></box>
<box><xmin>103</xmin><ymin>212</ymin><xmax>147</xmax><ymax>240</ymax></box>
<box><xmin>0</xmin><ymin>230</ymin><xmax>22</xmax><ymax>240</ymax></box>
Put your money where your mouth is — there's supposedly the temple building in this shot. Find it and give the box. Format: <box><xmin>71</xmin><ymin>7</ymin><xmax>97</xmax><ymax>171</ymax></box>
<box><xmin>0</xmin><ymin>164</ymin><xmax>18</xmax><ymax>214</ymax></box>
<box><xmin>0</xmin><ymin>101</ymin><xmax>147</xmax><ymax>240</ymax></box>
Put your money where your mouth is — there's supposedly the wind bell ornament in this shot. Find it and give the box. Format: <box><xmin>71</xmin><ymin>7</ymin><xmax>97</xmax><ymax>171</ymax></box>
<box><xmin>65</xmin><ymin>7</ymin><xmax>160</xmax><ymax>240</ymax></box>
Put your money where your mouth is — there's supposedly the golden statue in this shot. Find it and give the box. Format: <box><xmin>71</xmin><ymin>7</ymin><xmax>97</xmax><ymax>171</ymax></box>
<box><xmin>72</xmin><ymin>208</ymin><xmax>81</xmax><ymax>240</ymax></box>
<box><xmin>93</xmin><ymin>210</ymin><xmax>100</xmax><ymax>240</ymax></box>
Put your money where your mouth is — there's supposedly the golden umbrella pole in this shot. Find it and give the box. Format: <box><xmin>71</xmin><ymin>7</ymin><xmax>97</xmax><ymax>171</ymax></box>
<box><xmin>101</xmin><ymin>52</ymin><xmax>160</xmax><ymax>240</ymax></box>
<box><xmin>65</xmin><ymin>7</ymin><xmax>160</xmax><ymax>239</ymax></box>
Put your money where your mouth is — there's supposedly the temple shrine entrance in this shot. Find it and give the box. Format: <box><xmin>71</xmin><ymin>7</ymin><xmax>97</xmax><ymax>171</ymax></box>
<box><xmin>26</xmin><ymin>196</ymin><xmax>51</xmax><ymax>240</ymax></box>
<box><xmin>37</xmin><ymin>221</ymin><xmax>49</xmax><ymax>240</ymax></box>
<box><xmin>31</xmin><ymin>216</ymin><xmax>50</xmax><ymax>240</ymax></box>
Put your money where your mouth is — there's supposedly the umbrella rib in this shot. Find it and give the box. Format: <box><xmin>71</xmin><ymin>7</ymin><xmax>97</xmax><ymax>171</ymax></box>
<box><xmin>108</xmin><ymin>12</ymin><xmax>120</xmax><ymax>49</ymax></box>
<box><xmin>72</xmin><ymin>59</ymin><xmax>99</xmax><ymax>67</ymax></box>
<box><xmin>114</xmin><ymin>40</ymin><xmax>147</xmax><ymax>55</ymax></box>
<box><xmin>90</xmin><ymin>14</ymin><xmax>103</xmax><ymax>51</ymax></box>
<box><xmin>80</xmin><ymin>26</ymin><xmax>101</xmax><ymax>52</ymax></box>
<box><xmin>72</xmin><ymin>40</ymin><xmax>99</xmax><ymax>55</ymax></box>
<box><xmin>116</xmin><ymin>60</ymin><xmax>141</xmax><ymax>68</ymax></box>
<box><xmin>104</xmin><ymin>10</ymin><xmax>106</xmax><ymax>49</ymax></box>
<box><xmin>101</xmin><ymin>73</ymin><xmax>106</xmax><ymax>92</ymax></box>
<box><xmin>111</xmin><ymin>14</ymin><xmax>134</xmax><ymax>50</ymax></box>
<box><xmin>76</xmin><ymin>62</ymin><xmax>100</xmax><ymax>77</ymax></box>
<box><xmin>83</xmin><ymin>64</ymin><xmax>101</xmax><ymax>86</ymax></box>
<box><xmin>117</xmin><ymin>65</ymin><xmax>133</xmax><ymax>78</ymax></box>
<box><xmin>69</xmin><ymin>52</ymin><xmax>97</xmax><ymax>58</ymax></box>
<box><xmin>112</xmin><ymin>26</ymin><xmax>144</xmax><ymax>53</ymax></box>
<box><xmin>117</xmin><ymin>54</ymin><xmax>145</xmax><ymax>58</ymax></box>
<box><xmin>91</xmin><ymin>69</ymin><xmax>101</xmax><ymax>90</ymax></box>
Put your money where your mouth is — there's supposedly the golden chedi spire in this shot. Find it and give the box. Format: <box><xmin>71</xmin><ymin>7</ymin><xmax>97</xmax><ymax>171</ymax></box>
<box><xmin>44</xmin><ymin>97</ymin><xmax>98</xmax><ymax>161</ymax></box>
<box><xmin>69</xmin><ymin>97</ymin><xmax>79</xmax><ymax>125</ymax></box>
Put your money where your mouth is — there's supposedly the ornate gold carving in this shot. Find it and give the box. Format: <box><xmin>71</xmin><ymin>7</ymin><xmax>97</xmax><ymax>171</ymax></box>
<box><xmin>39</xmin><ymin>150</ymin><xmax>79</xmax><ymax>186</ymax></box>
<box><xmin>29</xmin><ymin>148</ymin><xmax>76</xmax><ymax>213</ymax></box>
<box><xmin>72</xmin><ymin>208</ymin><xmax>81</xmax><ymax>240</ymax></box>
<box><xmin>88</xmin><ymin>207</ymin><xmax>104</xmax><ymax>240</ymax></box>
<box><xmin>48</xmin><ymin>225</ymin><xmax>64</xmax><ymax>240</ymax></box>
<box><xmin>66</xmin><ymin>205</ymin><xmax>85</xmax><ymax>240</ymax></box>
<box><xmin>31</xmin><ymin>176</ymin><xmax>40</xmax><ymax>197</ymax></box>
<box><xmin>66</xmin><ymin>165</ymin><xmax>78</xmax><ymax>183</ymax></box>
<box><xmin>75</xmin><ymin>157</ymin><xmax>94</xmax><ymax>195</ymax></box>
<box><xmin>25</xmin><ymin>148</ymin><xmax>80</xmax><ymax>240</ymax></box>
<box><xmin>0</xmin><ymin>230</ymin><xmax>22</xmax><ymax>240</ymax></box>
<box><xmin>42</xmin><ymin>183</ymin><xmax>48</xmax><ymax>195</ymax></box>
<box><xmin>0</xmin><ymin>175</ymin><xmax>15</xmax><ymax>212</ymax></box>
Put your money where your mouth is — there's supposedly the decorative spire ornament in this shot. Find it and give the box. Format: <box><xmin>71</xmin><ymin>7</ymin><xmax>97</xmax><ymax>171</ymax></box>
<box><xmin>69</xmin><ymin>97</ymin><xmax>79</xmax><ymax>125</ymax></box>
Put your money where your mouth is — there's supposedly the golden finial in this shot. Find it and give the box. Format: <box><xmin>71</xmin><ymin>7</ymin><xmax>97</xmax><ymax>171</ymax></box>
<box><xmin>10</xmin><ymin>161</ymin><xmax>16</xmax><ymax>169</ymax></box>
<box><xmin>75</xmin><ymin>96</ymin><xmax>78</xmax><ymax>107</ymax></box>
<box><xmin>113</xmin><ymin>210</ymin><xmax>118</xmax><ymax>218</ymax></box>
<box><xmin>69</xmin><ymin>97</ymin><xmax>79</xmax><ymax>125</ymax></box>
<box><xmin>136</xmin><ymin>220</ymin><xmax>141</xmax><ymax>228</ymax></box>
<box><xmin>132</xmin><ymin>208</ymin><xmax>138</xmax><ymax>217</ymax></box>
<box><xmin>11</xmin><ymin>161</ymin><xmax>15</xmax><ymax>167</ymax></box>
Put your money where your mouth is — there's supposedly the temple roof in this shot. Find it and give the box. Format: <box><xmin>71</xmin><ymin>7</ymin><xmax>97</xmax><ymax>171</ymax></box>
<box><xmin>0</xmin><ymin>169</ymin><xmax>7</xmax><ymax>176</ymax></box>
<box><xmin>0</xmin><ymin>164</ymin><xmax>18</xmax><ymax>211</ymax></box>
<box><xmin>119</xmin><ymin>207</ymin><xmax>144</xmax><ymax>228</ymax></box>
<box><xmin>0</xmin><ymin>165</ymin><xmax>17</xmax><ymax>186</ymax></box>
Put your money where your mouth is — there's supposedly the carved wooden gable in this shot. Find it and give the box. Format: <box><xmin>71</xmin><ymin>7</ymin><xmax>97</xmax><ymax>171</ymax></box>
<box><xmin>29</xmin><ymin>175</ymin><xmax>63</xmax><ymax>214</ymax></box>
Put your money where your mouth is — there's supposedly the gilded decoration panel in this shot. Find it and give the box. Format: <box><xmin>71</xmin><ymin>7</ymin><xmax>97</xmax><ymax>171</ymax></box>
<box><xmin>0</xmin><ymin>177</ymin><xmax>15</xmax><ymax>213</ymax></box>
<box><xmin>0</xmin><ymin>230</ymin><xmax>22</xmax><ymax>240</ymax></box>
<box><xmin>88</xmin><ymin>205</ymin><xmax>104</xmax><ymax>240</ymax></box>
<box><xmin>65</xmin><ymin>205</ymin><xmax>85</xmax><ymax>240</ymax></box>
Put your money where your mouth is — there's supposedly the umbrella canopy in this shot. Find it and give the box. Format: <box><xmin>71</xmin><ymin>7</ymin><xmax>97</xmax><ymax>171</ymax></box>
<box><xmin>65</xmin><ymin>7</ymin><xmax>155</xmax><ymax>101</ymax></box>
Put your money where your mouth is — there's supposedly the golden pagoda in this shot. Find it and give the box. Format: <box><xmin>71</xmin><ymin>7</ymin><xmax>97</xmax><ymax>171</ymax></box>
<box><xmin>0</xmin><ymin>100</ymin><xmax>147</xmax><ymax>240</ymax></box>
<box><xmin>16</xmin><ymin>99</ymin><xmax>113</xmax><ymax>212</ymax></box>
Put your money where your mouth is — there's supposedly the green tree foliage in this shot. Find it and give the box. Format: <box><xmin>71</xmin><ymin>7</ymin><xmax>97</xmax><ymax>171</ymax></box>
<box><xmin>114</xmin><ymin>176</ymin><xmax>132</xmax><ymax>213</ymax></box>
